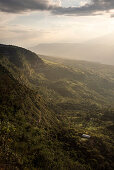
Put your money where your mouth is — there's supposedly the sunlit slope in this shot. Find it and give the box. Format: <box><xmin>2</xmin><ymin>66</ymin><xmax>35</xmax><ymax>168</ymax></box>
<box><xmin>40</xmin><ymin>56</ymin><xmax>114</xmax><ymax>106</ymax></box>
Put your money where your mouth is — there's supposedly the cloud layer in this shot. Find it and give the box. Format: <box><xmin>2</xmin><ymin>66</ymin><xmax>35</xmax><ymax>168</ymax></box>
<box><xmin>0</xmin><ymin>0</ymin><xmax>114</xmax><ymax>16</ymax></box>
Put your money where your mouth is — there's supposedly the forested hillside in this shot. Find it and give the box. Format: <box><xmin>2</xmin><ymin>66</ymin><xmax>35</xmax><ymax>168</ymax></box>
<box><xmin>0</xmin><ymin>44</ymin><xmax>114</xmax><ymax>169</ymax></box>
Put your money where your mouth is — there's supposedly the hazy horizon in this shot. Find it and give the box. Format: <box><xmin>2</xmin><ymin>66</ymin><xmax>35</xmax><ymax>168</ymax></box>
<box><xmin>0</xmin><ymin>0</ymin><xmax>114</xmax><ymax>64</ymax></box>
<box><xmin>30</xmin><ymin>32</ymin><xmax>114</xmax><ymax>65</ymax></box>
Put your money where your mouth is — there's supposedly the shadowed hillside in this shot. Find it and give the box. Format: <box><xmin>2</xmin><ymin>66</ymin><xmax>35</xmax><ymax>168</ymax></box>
<box><xmin>0</xmin><ymin>64</ymin><xmax>61</xmax><ymax>169</ymax></box>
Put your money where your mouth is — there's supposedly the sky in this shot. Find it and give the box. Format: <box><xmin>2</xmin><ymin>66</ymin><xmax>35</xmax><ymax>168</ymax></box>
<box><xmin>0</xmin><ymin>0</ymin><xmax>114</xmax><ymax>47</ymax></box>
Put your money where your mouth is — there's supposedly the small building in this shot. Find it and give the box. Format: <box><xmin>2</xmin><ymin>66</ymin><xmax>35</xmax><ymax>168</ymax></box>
<box><xmin>82</xmin><ymin>134</ymin><xmax>91</xmax><ymax>138</ymax></box>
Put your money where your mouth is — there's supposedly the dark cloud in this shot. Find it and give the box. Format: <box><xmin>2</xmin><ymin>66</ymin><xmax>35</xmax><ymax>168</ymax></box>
<box><xmin>0</xmin><ymin>0</ymin><xmax>114</xmax><ymax>16</ymax></box>
<box><xmin>52</xmin><ymin>0</ymin><xmax>114</xmax><ymax>16</ymax></box>
<box><xmin>0</xmin><ymin>0</ymin><xmax>56</xmax><ymax>13</ymax></box>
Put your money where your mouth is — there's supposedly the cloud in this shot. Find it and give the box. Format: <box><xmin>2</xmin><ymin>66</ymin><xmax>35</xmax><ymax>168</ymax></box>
<box><xmin>52</xmin><ymin>0</ymin><xmax>114</xmax><ymax>16</ymax></box>
<box><xmin>0</xmin><ymin>12</ymin><xmax>16</xmax><ymax>24</ymax></box>
<box><xmin>0</xmin><ymin>24</ymin><xmax>51</xmax><ymax>47</ymax></box>
<box><xmin>0</xmin><ymin>0</ymin><xmax>114</xmax><ymax>16</ymax></box>
<box><xmin>0</xmin><ymin>0</ymin><xmax>58</xmax><ymax>13</ymax></box>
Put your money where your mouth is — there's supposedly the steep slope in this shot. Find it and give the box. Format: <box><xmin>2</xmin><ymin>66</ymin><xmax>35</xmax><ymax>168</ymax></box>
<box><xmin>0</xmin><ymin>64</ymin><xmax>57</xmax><ymax>128</ymax></box>
<box><xmin>0</xmin><ymin>64</ymin><xmax>60</xmax><ymax>169</ymax></box>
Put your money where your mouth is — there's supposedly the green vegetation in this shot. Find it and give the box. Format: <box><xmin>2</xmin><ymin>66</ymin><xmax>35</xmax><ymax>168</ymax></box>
<box><xmin>0</xmin><ymin>44</ymin><xmax>114</xmax><ymax>169</ymax></box>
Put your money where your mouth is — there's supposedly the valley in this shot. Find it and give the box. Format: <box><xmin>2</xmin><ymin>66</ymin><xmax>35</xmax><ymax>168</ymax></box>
<box><xmin>0</xmin><ymin>44</ymin><xmax>114</xmax><ymax>170</ymax></box>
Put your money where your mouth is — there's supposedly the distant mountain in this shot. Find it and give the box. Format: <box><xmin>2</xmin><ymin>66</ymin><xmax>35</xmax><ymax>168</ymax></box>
<box><xmin>30</xmin><ymin>34</ymin><xmax>114</xmax><ymax>65</ymax></box>
<box><xmin>86</xmin><ymin>32</ymin><xmax>114</xmax><ymax>45</ymax></box>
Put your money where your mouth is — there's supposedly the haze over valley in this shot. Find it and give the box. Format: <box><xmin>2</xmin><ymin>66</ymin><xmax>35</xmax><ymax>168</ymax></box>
<box><xmin>30</xmin><ymin>33</ymin><xmax>114</xmax><ymax>65</ymax></box>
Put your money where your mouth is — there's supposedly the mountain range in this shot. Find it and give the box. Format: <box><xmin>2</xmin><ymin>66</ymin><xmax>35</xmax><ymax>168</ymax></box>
<box><xmin>0</xmin><ymin>44</ymin><xmax>114</xmax><ymax>169</ymax></box>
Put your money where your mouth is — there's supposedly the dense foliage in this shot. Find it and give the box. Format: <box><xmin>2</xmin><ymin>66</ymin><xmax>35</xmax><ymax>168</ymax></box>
<box><xmin>0</xmin><ymin>44</ymin><xmax>114</xmax><ymax>169</ymax></box>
